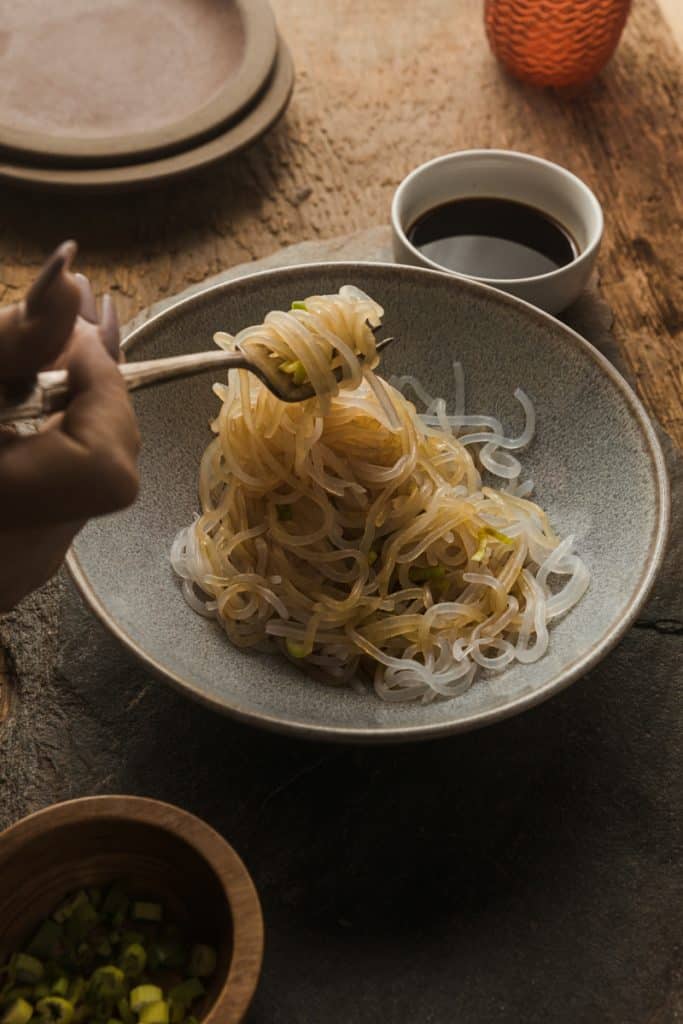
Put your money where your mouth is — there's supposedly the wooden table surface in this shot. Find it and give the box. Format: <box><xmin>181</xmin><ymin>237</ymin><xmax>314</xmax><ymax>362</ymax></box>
<box><xmin>0</xmin><ymin>0</ymin><xmax>680</xmax><ymax>445</ymax></box>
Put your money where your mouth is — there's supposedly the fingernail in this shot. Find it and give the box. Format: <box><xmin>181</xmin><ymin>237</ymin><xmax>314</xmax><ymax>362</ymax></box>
<box><xmin>25</xmin><ymin>240</ymin><xmax>78</xmax><ymax>317</ymax></box>
<box><xmin>74</xmin><ymin>272</ymin><xmax>98</xmax><ymax>323</ymax></box>
<box><xmin>100</xmin><ymin>293</ymin><xmax>120</xmax><ymax>360</ymax></box>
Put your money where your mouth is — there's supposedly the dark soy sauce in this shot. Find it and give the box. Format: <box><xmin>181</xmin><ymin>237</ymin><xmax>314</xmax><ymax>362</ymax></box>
<box><xmin>407</xmin><ymin>197</ymin><xmax>577</xmax><ymax>279</ymax></box>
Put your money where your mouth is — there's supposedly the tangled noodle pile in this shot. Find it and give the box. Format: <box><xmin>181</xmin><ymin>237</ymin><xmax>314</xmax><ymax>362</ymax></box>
<box><xmin>171</xmin><ymin>287</ymin><xmax>589</xmax><ymax>703</ymax></box>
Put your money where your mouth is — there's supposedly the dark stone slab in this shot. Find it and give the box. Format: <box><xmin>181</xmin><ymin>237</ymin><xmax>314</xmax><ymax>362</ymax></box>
<box><xmin>1</xmin><ymin>231</ymin><xmax>681</xmax><ymax>1023</ymax></box>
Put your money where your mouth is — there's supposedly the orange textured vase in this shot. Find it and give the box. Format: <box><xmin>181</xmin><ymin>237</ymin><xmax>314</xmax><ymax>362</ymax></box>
<box><xmin>485</xmin><ymin>0</ymin><xmax>632</xmax><ymax>87</ymax></box>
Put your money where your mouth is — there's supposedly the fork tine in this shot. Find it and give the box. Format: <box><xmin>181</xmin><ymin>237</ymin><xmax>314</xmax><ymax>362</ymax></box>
<box><xmin>374</xmin><ymin>335</ymin><xmax>395</xmax><ymax>353</ymax></box>
<box><xmin>365</xmin><ymin>318</ymin><xmax>395</xmax><ymax>352</ymax></box>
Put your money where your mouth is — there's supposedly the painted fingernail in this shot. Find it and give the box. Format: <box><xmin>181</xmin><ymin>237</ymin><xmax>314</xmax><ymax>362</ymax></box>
<box><xmin>25</xmin><ymin>240</ymin><xmax>78</xmax><ymax>317</ymax></box>
<box><xmin>100</xmin><ymin>293</ymin><xmax>120</xmax><ymax>360</ymax></box>
<box><xmin>74</xmin><ymin>272</ymin><xmax>98</xmax><ymax>323</ymax></box>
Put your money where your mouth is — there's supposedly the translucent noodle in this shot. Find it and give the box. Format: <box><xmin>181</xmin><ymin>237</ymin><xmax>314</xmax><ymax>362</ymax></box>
<box><xmin>171</xmin><ymin>287</ymin><xmax>590</xmax><ymax>703</ymax></box>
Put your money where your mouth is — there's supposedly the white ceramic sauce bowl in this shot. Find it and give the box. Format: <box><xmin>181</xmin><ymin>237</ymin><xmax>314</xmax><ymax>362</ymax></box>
<box><xmin>391</xmin><ymin>150</ymin><xmax>603</xmax><ymax>315</ymax></box>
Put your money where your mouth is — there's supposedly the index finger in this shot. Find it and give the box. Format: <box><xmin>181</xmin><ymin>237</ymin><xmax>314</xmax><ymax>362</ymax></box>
<box><xmin>0</xmin><ymin>240</ymin><xmax>81</xmax><ymax>382</ymax></box>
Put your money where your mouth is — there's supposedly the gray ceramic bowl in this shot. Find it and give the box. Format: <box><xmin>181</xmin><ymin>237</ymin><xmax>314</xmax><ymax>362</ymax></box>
<box><xmin>68</xmin><ymin>263</ymin><xmax>669</xmax><ymax>743</ymax></box>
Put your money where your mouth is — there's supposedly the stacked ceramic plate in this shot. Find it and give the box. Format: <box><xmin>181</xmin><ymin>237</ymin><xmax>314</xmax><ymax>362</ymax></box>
<box><xmin>0</xmin><ymin>0</ymin><xmax>293</xmax><ymax>191</ymax></box>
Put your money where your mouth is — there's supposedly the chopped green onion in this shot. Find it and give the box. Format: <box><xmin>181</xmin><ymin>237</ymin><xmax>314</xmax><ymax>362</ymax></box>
<box><xmin>52</xmin><ymin>901</ymin><xmax>71</xmax><ymax>925</ymax></box>
<box><xmin>119</xmin><ymin>944</ymin><xmax>146</xmax><ymax>979</ymax></box>
<box><xmin>276</xmin><ymin>504</ymin><xmax>293</xmax><ymax>521</ymax></box>
<box><xmin>279</xmin><ymin>359</ymin><xmax>308</xmax><ymax>385</ymax></box>
<box><xmin>472</xmin><ymin>526</ymin><xmax>513</xmax><ymax>563</ymax></box>
<box><xmin>13</xmin><ymin>954</ymin><xmax>44</xmax><ymax>984</ymax></box>
<box><xmin>285</xmin><ymin>639</ymin><xmax>308</xmax><ymax>659</ymax></box>
<box><xmin>471</xmin><ymin>532</ymin><xmax>488</xmax><ymax>562</ymax></box>
<box><xmin>130</xmin><ymin>986</ymin><xmax>163</xmax><ymax>1014</ymax></box>
<box><xmin>67</xmin><ymin>979</ymin><xmax>85</xmax><ymax>1006</ymax></box>
<box><xmin>131</xmin><ymin>902</ymin><xmax>162</xmax><ymax>923</ymax></box>
<box><xmin>117</xmin><ymin>997</ymin><xmax>134</xmax><ymax>1024</ymax></box>
<box><xmin>188</xmin><ymin>946</ymin><xmax>216</xmax><ymax>979</ymax></box>
<box><xmin>35</xmin><ymin>996</ymin><xmax>74</xmax><ymax>1023</ymax></box>
<box><xmin>409</xmin><ymin>565</ymin><xmax>446</xmax><ymax>583</ymax></box>
<box><xmin>0</xmin><ymin>998</ymin><xmax>33</xmax><ymax>1024</ymax></box>
<box><xmin>101</xmin><ymin>887</ymin><xmax>128</xmax><ymax>919</ymax></box>
<box><xmin>27</xmin><ymin>922</ymin><xmax>63</xmax><ymax>961</ymax></box>
<box><xmin>367</xmin><ymin>549</ymin><xmax>378</xmax><ymax>566</ymax></box>
<box><xmin>155</xmin><ymin>941</ymin><xmax>186</xmax><ymax>972</ymax></box>
<box><xmin>169</xmin><ymin>979</ymin><xmax>204</xmax><ymax>1005</ymax></box>
<box><xmin>2</xmin><ymin>885</ymin><xmax>217</xmax><ymax>1024</ymax></box>
<box><xmin>169</xmin><ymin>998</ymin><xmax>184</xmax><ymax>1024</ymax></box>
<box><xmin>73</xmin><ymin>945</ymin><xmax>94</xmax><ymax>971</ymax></box>
<box><xmin>169</xmin><ymin>980</ymin><xmax>204</xmax><ymax>1024</ymax></box>
<box><xmin>292</xmin><ymin>363</ymin><xmax>308</xmax><ymax>386</ymax></box>
<box><xmin>60</xmin><ymin>891</ymin><xmax>87</xmax><ymax>919</ymax></box>
<box><xmin>139</xmin><ymin>1002</ymin><xmax>169</xmax><ymax>1024</ymax></box>
<box><xmin>89</xmin><ymin>966</ymin><xmax>125</xmax><ymax>1002</ymax></box>
<box><xmin>64</xmin><ymin>896</ymin><xmax>98</xmax><ymax>944</ymax></box>
<box><xmin>290</xmin><ymin>301</ymin><xmax>307</xmax><ymax>311</ymax></box>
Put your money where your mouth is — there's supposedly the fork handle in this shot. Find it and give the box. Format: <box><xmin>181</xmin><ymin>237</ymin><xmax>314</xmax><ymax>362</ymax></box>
<box><xmin>0</xmin><ymin>349</ymin><xmax>245</xmax><ymax>424</ymax></box>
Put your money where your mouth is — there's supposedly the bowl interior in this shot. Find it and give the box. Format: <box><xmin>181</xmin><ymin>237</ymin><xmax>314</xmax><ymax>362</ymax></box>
<box><xmin>70</xmin><ymin>262</ymin><xmax>666</xmax><ymax>740</ymax></box>
<box><xmin>0</xmin><ymin>816</ymin><xmax>232</xmax><ymax>1017</ymax></box>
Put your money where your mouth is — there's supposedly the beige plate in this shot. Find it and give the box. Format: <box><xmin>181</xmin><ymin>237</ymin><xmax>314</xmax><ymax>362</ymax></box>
<box><xmin>0</xmin><ymin>40</ymin><xmax>293</xmax><ymax>192</ymax></box>
<box><xmin>0</xmin><ymin>0</ymin><xmax>278</xmax><ymax>165</ymax></box>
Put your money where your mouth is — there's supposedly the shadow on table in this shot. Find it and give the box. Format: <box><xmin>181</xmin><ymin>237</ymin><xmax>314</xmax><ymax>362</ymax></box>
<box><xmin>0</xmin><ymin>115</ymin><xmax>295</xmax><ymax>259</ymax></box>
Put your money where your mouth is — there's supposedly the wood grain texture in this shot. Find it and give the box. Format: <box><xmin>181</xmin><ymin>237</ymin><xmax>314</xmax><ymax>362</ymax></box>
<box><xmin>0</xmin><ymin>645</ymin><xmax>12</xmax><ymax>724</ymax></box>
<box><xmin>0</xmin><ymin>0</ymin><xmax>679</xmax><ymax>443</ymax></box>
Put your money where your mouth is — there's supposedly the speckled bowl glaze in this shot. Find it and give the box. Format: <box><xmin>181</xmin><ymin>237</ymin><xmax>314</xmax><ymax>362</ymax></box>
<box><xmin>68</xmin><ymin>263</ymin><xmax>669</xmax><ymax>743</ymax></box>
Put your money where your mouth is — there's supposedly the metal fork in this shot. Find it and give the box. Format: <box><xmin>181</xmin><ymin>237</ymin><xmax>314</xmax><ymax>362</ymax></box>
<box><xmin>0</xmin><ymin>331</ymin><xmax>396</xmax><ymax>424</ymax></box>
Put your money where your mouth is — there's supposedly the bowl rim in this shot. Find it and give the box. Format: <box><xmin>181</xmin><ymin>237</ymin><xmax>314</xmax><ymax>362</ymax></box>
<box><xmin>67</xmin><ymin>260</ymin><xmax>670</xmax><ymax>744</ymax></box>
<box><xmin>390</xmin><ymin>148</ymin><xmax>604</xmax><ymax>286</ymax></box>
<box><xmin>0</xmin><ymin>795</ymin><xmax>264</xmax><ymax>1024</ymax></box>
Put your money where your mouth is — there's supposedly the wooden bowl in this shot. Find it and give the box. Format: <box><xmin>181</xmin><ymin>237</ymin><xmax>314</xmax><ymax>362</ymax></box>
<box><xmin>0</xmin><ymin>796</ymin><xmax>264</xmax><ymax>1024</ymax></box>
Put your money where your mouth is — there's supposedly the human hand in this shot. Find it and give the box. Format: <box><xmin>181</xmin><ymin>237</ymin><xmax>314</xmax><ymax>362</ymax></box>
<box><xmin>0</xmin><ymin>241</ymin><xmax>140</xmax><ymax>612</ymax></box>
